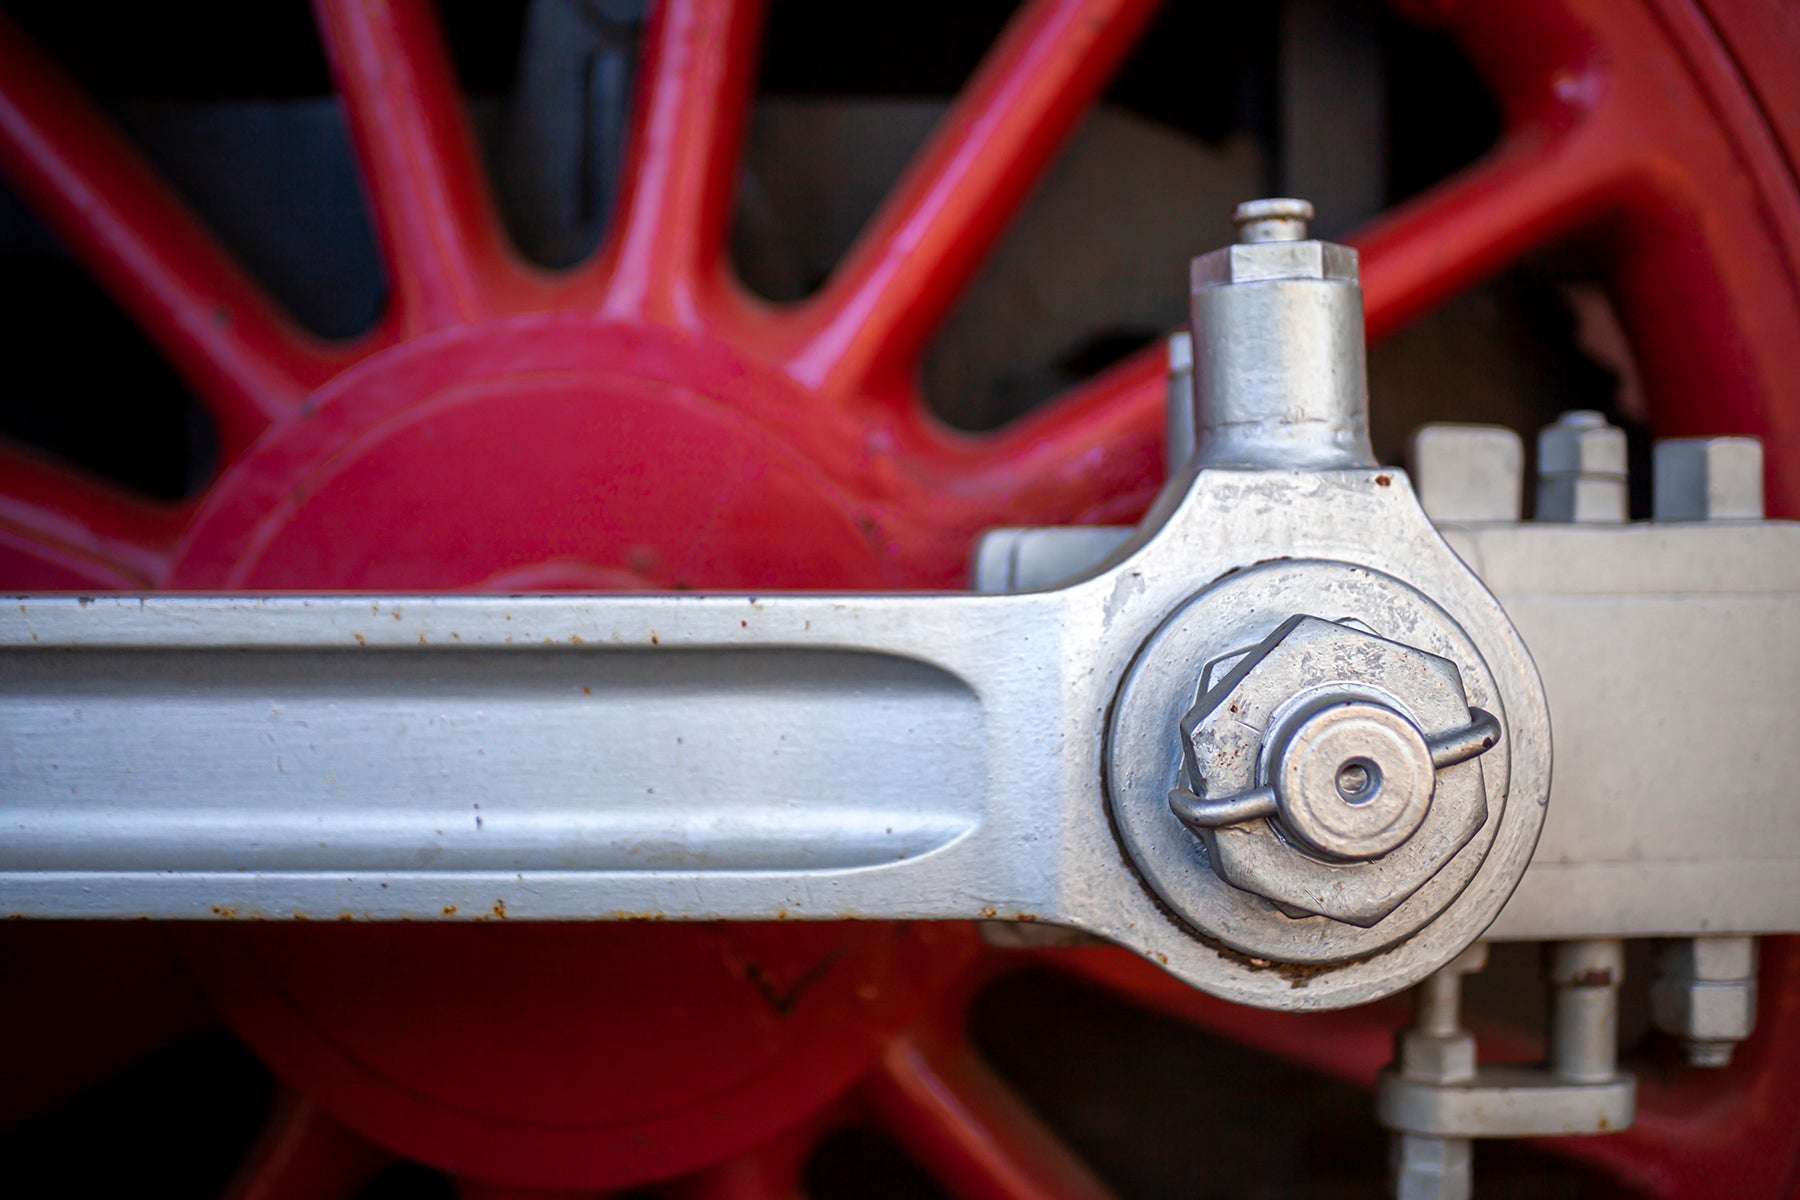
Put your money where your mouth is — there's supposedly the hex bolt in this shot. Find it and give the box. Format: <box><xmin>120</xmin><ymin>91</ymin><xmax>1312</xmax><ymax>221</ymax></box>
<box><xmin>1390</xmin><ymin>944</ymin><xmax>1487</xmax><ymax>1200</ymax></box>
<box><xmin>1408</xmin><ymin>424</ymin><xmax>1524</xmax><ymax>523</ymax></box>
<box><xmin>1165</xmin><ymin>330</ymin><xmax>1196</xmax><ymax>475</ymax></box>
<box><xmin>1536</xmin><ymin>410</ymin><xmax>1626</xmax><ymax>523</ymax></box>
<box><xmin>1233</xmin><ymin>197</ymin><xmax>1314</xmax><ymax>243</ymax></box>
<box><xmin>1546</xmin><ymin>939</ymin><xmax>1625</xmax><ymax>1085</ymax></box>
<box><xmin>1188</xmin><ymin>199</ymin><xmax>1375</xmax><ymax>470</ymax></box>
<box><xmin>1651</xmin><ymin>936</ymin><xmax>1758</xmax><ymax>1068</ymax></box>
<box><xmin>1653</xmin><ymin>437</ymin><xmax>1765</xmax><ymax>521</ymax></box>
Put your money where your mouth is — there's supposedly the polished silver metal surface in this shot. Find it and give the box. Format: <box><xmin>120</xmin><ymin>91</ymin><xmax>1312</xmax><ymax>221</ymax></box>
<box><xmin>971</xmin><ymin>524</ymin><xmax>1132</xmax><ymax>593</ymax></box>
<box><xmin>0</xmin><ymin>463</ymin><xmax>1553</xmax><ymax>1012</ymax></box>
<box><xmin>1272</xmin><ymin>701</ymin><xmax>1437</xmax><ymax>858</ymax></box>
<box><xmin>1536</xmin><ymin>410</ymin><xmax>1627</xmax><ymax>523</ymax></box>
<box><xmin>1189</xmin><ymin>199</ymin><xmax>1374</xmax><ymax>470</ymax></box>
<box><xmin>10</xmin><ymin>510</ymin><xmax>1785</xmax><ymax>971</ymax></box>
<box><xmin>1547</xmin><ymin>939</ymin><xmax>1625</xmax><ymax>1085</ymax></box>
<box><xmin>1378</xmin><ymin>1070</ymin><xmax>1636</xmax><ymax>1139</ymax></box>
<box><xmin>1454</xmin><ymin>523</ymin><xmax>1800</xmax><ymax>940</ymax></box>
<box><xmin>1105</xmin><ymin>550</ymin><xmax>1540</xmax><ymax>966</ymax></box>
<box><xmin>9</xmin><ymin>480</ymin><xmax>1800</xmax><ymax>999</ymax></box>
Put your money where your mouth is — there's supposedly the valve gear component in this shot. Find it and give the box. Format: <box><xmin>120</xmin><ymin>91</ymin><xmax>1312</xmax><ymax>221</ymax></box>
<box><xmin>1103</xmin><ymin>204</ymin><xmax>1547</xmax><ymax>978</ymax></box>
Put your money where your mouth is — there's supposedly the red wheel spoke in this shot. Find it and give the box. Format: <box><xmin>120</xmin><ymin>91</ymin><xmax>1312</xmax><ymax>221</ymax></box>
<box><xmin>1354</xmin><ymin>124</ymin><xmax>1622</xmax><ymax>341</ymax></box>
<box><xmin>224</xmin><ymin>1090</ymin><xmax>393</xmax><ymax>1200</ymax></box>
<box><xmin>591</xmin><ymin>0</ymin><xmax>765</xmax><ymax>329</ymax></box>
<box><xmin>313</xmin><ymin>0</ymin><xmax>514</xmax><ymax>332</ymax></box>
<box><xmin>864</xmin><ymin>1029</ymin><xmax>1117</xmax><ymax>1200</ymax></box>
<box><xmin>1040</xmin><ymin>947</ymin><xmax>1404</xmax><ymax>1090</ymax></box>
<box><xmin>958</xmin><ymin>345</ymin><xmax>1167</xmax><ymax>529</ymax></box>
<box><xmin>785</xmin><ymin>0</ymin><xmax>1161</xmax><ymax>403</ymax></box>
<box><xmin>0</xmin><ymin>441</ymin><xmax>186</xmax><ymax>587</ymax></box>
<box><xmin>0</xmin><ymin>14</ymin><xmax>333</xmax><ymax>459</ymax></box>
<box><xmin>954</xmin><ymin>113</ymin><xmax>1624</xmax><ymax>523</ymax></box>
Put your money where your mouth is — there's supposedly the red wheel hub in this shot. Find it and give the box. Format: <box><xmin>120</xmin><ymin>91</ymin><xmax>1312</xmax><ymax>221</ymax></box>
<box><xmin>183</xmin><ymin>923</ymin><xmax>976</xmax><ymax>1191</ymax></box>
<box><xmin>2</xmin><ymin>0</ymin><xmax>1799</xmax><ymax>1195</ymax></box>
<box><xmin>167</xmin><ymin>319</ymin><xmax>907</xmax><ymax>592</ymax></box>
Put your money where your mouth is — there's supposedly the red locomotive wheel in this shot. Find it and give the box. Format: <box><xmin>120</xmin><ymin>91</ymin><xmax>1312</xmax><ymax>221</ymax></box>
<box><xmin>1</xmin><ymin>1</ymin><xmax>1797</xmax><ymax>1196</ymax></box>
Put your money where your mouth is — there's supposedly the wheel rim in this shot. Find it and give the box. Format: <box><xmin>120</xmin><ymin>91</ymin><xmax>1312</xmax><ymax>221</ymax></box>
<box><xmin>1</xmin><ymin>1</ymin><xmax>1797</xmax><ymax>1196</ymax></box>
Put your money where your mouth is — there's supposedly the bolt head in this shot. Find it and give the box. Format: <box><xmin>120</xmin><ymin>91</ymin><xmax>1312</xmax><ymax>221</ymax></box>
<box><xmin>1656</xmin><ymin>936</ymin><xmax>1757</xmax><ymax>982</ymax></box>
<box><xmin>1651</xmin><ymin>978</ymin><xmax>1758</xmax><ymax>1044</ymax></box>
<box><xmin>1537</xmin><ymin>410</ymin><xmax>1627</xmax><ymax>478</ymax></box>
<box><xmin>1391</xmin><ymin>1132</ymin><xmax>1471</xmax><ymax>1200</ymax></box>
<box><xmin>1179</xmin><ymin>616</ymin><xmax>1489</xmax><ymax>925</ymax></box>
<box><xmin>1651</xmin><ymin>937</ymin><xmax>1758</xmax><ymax>1046</ymax></box>
<box><xmin>1190</xmin><ymin>239</ymin><xmax>1358</xmax><ymax>289</ymax></box>
<box><xmin>1653</xmin><ymin>437</ymin><xmax>1764</xmax><ymax>520</ymax></box>
<box><xmin>1398</xmin><ymin>1030</ymin><xmax>1478</xmax><ymax>1085</ymax></box>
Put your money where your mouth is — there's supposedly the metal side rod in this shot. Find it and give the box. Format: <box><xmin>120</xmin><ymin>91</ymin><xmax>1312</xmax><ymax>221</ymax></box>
<box><xmin>6</xmin><ymin>504</ymin><xmax>1800</xmax><ymax>946</ymax></box>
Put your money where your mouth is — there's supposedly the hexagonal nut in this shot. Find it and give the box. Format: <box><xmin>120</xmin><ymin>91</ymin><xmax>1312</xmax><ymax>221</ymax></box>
<box><xmin>1538</xmin><ymin>410</ymin><xmax>1626</xmax><ymax>478</ymax></box>
<box><xmin>1391</xmin><ymin>1132</ymin><xmax>1470</xmax><ymax>1200</ymax></box>
<box><xmin>1191</xmin><ymin>239</ymin><xmax>1358</xmax><ymax>289</ymax></box>
<box><xmin>1397</xmin><ymin>1030</ymin><xmax>1477</xmax><ymax>1085</ymax></box>
<box><xmin>1651</xmin><ymin>978</ymin><xmax>1757</xmax><ymax>1044</ymax></box>
<box><xmin>1179</xmin><ymin>615</ymin><xmax>1489</xmax><ymax>925</ymax></box>
<box><xmin>1653</xmin><ymin>437</ymin><xmax>1764</xmax><ymax>520</ymax></box>
<box><xmin>1656</xmin><ymin>935</ymin><xmax>1757</xmax><ymax>983</ymax></box>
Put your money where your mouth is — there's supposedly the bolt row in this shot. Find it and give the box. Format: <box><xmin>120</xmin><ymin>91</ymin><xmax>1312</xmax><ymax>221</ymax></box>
<box><xmin>1408</xmin><ymin>411</ymin><xmax>1765</xmax><ymax>524</ymax></box>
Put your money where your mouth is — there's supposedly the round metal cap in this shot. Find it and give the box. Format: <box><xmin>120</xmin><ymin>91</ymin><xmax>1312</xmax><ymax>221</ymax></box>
<box><xmin>1232</xmin><ymin>197</ymin><xmax>1314</xmax><ymax>242</ymax></box>
<box><xmin>1273</xmin><ymin>700</ymin><xmax>1436</xmax><ymax>860</ymax></box>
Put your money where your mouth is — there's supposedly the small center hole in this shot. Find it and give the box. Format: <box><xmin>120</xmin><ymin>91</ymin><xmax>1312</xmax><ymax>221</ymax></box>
<box><xmin>1336</xmin><ymin>758</ymin><xmax>1381</xmax><ymax>804</ymax></box>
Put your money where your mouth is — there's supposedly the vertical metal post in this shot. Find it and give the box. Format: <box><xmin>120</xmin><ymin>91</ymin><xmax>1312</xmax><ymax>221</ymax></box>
<box><xmin>1188</xmin><ymin>199</ymin><xmax>1376</xmax><ymax>470</ymax></box>
<box><xmin>1547</xmin><ymin>940</ymin><xmax>1625</xmax><ymax>1085</ymax></box>
<box><xmin>1390</xmin><ymin>945</ymin><xmax>1486</xmax><ymax>1200</ymax></box>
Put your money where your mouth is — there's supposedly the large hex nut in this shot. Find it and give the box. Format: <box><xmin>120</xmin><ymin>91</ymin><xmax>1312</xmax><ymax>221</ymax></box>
<box><xmin>1191</xmin><ymin>238</ymin><xmax>1358</xmax><ymax>288</ymax></box>
<box><xmin>1650</xmin><ymin>937</ymin><xmax>1758</xmax><ymax>1065</ymax></box>
<box><xmin>1180</xmin><ymin>615</ymin><xmax>1489</xmax><ymax>925</ymax></box>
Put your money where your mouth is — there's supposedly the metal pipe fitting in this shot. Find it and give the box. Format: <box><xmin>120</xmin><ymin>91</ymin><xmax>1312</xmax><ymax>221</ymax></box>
<box><xmin>1233</xmin><ymin>197</ymin><xmax>1314</xmax><ymax>243</ymax></box>
<box><xmin>1547</xmin><ymin>939</ymin><xmax>1625</xmax><ymax>1085</ymax></box>
<box><xmin>1379</xmin><ymin>941</ymin><xmax>1635</xmax><ymax>1198</ymax></box>
<box><xmin>1188</xmin><ymin>198</ymin><xmax>1375</xmax><ymax>470</ymax></box>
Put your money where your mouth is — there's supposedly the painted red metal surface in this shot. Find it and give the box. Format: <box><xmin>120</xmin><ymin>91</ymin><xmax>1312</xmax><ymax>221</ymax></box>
<box><xmin>0</xmin><ymin>0</ymin><xmax>1797</xmax><ymax>1195</ymax></box>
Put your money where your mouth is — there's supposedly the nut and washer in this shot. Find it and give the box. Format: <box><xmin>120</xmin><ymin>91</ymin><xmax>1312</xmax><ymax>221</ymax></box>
<box><xmin>1537</xmin><ymin>410</ymin><xmax>1626</xmax><ymax>523</ymax></box>
<box><xmin>1169</xmin><ymin>614</ymin><xmax>1498</xmax><ymax>926</ymax></box>
<box><xmin>1106</xmin><ymin>558</ymin><xmax>1523</xmax><ymax>969</ymax></box>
